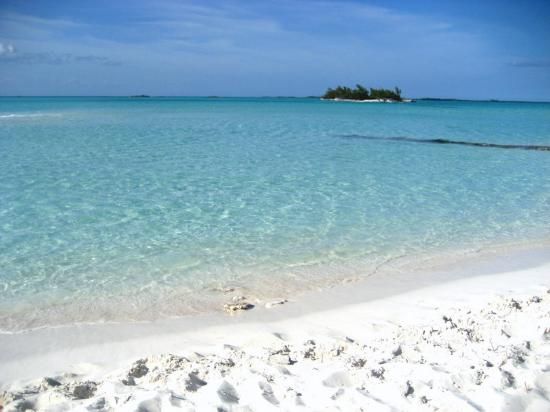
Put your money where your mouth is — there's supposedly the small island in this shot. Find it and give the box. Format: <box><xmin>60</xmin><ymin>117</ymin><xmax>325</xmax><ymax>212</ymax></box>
<box><xmin>322</xmin><ymin>84</ymin><xmax>412</xmax><ymax>103</ymax></box>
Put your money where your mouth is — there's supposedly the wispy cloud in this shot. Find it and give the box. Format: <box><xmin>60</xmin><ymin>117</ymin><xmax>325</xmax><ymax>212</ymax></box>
<box><xmin>0</xmin><ymin>1</ymin><xmax>467</xmax><ymax>60</ymax></box>
<box><xmin>0</xmin><ymin>50</ymin><xmax>119</xmax><ymax>65</ymax></box>
<box><xmin>509</xmin><ymin>58</ymin><xmax>550</xmax><ymax>68</ymax></box>
<box><xmin>0</xmin><ymin>11</ymin><xmax>85</xmax><ymax>38</ymax></box>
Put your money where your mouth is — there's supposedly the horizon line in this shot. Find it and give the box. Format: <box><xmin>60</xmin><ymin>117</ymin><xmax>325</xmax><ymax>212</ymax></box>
<box><xmin>1</xmin><ymin>95</ymin><xmax>549</xmax><ymax>103</ymax></box>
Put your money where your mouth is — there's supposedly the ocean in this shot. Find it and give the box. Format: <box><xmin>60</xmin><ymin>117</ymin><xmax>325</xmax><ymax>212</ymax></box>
<box><xmin>1</xmin><ymin>97</ymin><xmax>549</xmax><ymax>331</ymax></box>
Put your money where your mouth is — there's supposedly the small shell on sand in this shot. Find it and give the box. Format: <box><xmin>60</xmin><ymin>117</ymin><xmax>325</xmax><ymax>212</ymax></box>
<box><xmin>265</xmin><ymin>299</ymin><xmax>288</xmax><ymax>308</ymax></box>
<box><xmin>223</xmin><ymin>301</ymin><xmax>254</xmax><ymax>313</ymax></box>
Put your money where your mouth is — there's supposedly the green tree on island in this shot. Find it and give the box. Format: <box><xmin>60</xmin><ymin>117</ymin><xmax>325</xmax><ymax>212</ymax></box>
<box><xmin>323</xmin><ymin>84</ymin><xmax>402</xmax><ymax>101</ymax></box>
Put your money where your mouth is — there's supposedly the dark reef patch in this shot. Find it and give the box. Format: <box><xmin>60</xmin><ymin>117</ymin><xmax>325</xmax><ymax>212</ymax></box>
<box><xmin>339</xmin><ymin>135</ymin><xmax>550</xmax><ymax>152</ymax></box>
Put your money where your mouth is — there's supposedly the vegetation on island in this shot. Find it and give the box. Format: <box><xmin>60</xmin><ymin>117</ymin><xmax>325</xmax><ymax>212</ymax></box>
<box><xmin>323</xmin><ymin>84</ymin><xmax>402</xmax><ymax>101</ymax></box>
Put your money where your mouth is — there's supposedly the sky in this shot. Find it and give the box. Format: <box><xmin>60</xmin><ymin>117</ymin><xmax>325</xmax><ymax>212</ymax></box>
<box><xmin>0</xmin><ymin>0</ymin><xmax>549</xmax><ymax>100</ymax></box>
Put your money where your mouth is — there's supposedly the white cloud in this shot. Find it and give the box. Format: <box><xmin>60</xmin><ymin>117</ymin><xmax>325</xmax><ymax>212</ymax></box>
<box><xmin>0</xmin><ymin>42</ymin><xmax>16</xmax><ymax>56</ymax></box>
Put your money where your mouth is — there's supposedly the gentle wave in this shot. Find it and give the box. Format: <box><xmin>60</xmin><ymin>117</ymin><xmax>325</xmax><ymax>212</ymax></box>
<box><xmin>0</xmin><ymin>113</ymin><xmax>61</xmax><ymax>119</ymax></box>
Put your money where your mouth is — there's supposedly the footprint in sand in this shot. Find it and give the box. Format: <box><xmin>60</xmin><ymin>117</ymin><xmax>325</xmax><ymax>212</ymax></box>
<box><xmin>137</xmin><ymin>397</ymin><xmax>161</xmax><ymax>412</ymax></box>
<box><xmin>217</xmin><ymin>381</ymin><xmax>240</xmax><ymax>404</ymax></box>
<box><xmin>259</xmin><ymin>381</ymin><xmax>279</xmax><ymax>405</ymax></box>
<box><xmin>323</xmin><ymin>371</ymin><xmax>352</xmax><ymax>388</ymax></box>
<box><xmin>185</xmin><ymin>372</ymin><xmax>207</xmax><ymax>392</ymax></box>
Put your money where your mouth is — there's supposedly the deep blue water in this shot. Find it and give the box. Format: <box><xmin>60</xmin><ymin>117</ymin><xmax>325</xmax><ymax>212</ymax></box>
<box><xmin>1</xmin><ymin>97</ymin><xmax>549</xmax><ymax>330</ymax></box>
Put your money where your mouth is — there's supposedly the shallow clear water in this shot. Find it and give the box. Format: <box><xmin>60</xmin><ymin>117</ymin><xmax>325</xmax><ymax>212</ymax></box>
<box><xmin>1</xmin><ymin>97</ymin><xmax>549</xmax><ymax>330</ymax></box>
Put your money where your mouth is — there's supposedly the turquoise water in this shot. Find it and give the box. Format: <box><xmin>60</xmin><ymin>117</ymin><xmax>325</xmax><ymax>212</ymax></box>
<box><xmin>1</xmin><ymin>97</ymin><xmax>549</xmax><ymax>331</ymax></box>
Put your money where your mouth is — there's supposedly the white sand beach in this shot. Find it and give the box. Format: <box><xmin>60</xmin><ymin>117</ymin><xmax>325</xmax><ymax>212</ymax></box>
<box><xmin>1</xmin><ymin>244</ymin><xmax>549</xmax><ymax>411</ymax></box>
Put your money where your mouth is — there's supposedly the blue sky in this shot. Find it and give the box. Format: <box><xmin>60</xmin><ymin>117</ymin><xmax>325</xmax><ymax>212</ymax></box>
<box><xmin>0</xmin><ymin>0</ymin><xmax>549</xmax><ymax>99</ymax></box>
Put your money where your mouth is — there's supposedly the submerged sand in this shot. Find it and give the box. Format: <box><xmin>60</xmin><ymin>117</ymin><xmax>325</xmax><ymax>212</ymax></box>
<box><xmin>1</xmin><ymin>244</ymin><xmax>549</xmax><ymax>411</ymax></box>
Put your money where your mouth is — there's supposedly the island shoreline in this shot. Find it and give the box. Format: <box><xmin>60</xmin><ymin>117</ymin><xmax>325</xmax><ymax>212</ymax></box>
<box><xmin>321</xmin><ymin>97</ymin><xmax>414</xmax><ymax>103</ymax></box>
